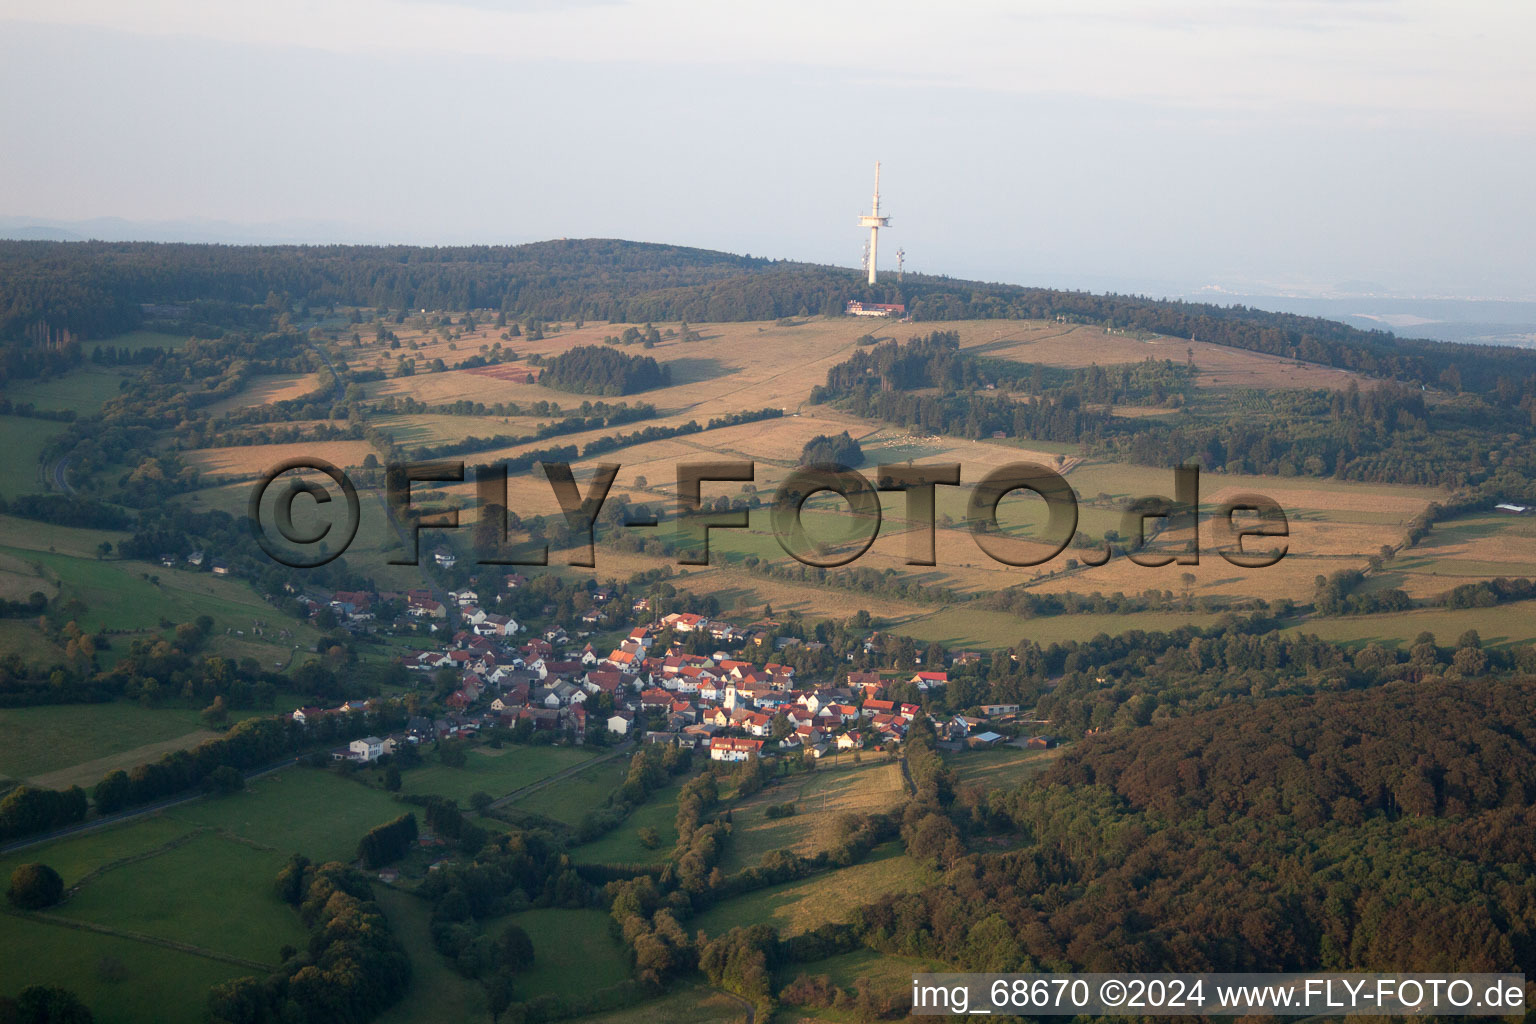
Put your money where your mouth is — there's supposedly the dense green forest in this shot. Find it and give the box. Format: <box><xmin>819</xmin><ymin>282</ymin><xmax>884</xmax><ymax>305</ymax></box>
<box><xmin>535</xmin><ymin>345</ymin><xmax>671</xmax><ymax>396</ymax></box>
<box><xmin>798</xmin><ymin>431</ymin><xmax>865</xmax><ymax>467</ymax></box>
<box><xmin>870</xmin><ymin>676</ymin><xmax>1536</xmax><ymax>976</ymax></box>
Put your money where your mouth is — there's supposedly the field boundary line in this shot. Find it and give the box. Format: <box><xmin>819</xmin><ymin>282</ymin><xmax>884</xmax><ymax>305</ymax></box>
<box><xmin>699</xmin><ymin>983</ymin><xmax>754</xmax><ymax>1024</ymax></box>
<box><xmin>490</xmin><ymin>741</ymin><xmax>634</xmax><ymax>810</ymax></box>
<box><xmin>65</xmin><ymin>827</ymin><xmax>209</xmax><ymax>897</ymax></box>
<box><xmin>5</xmin><ymin>908</ymin><xmax>276</xmax><ymax>972</ymax></box>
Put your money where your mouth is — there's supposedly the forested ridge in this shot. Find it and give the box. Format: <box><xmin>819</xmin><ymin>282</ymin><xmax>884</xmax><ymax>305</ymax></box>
<box><xmin>8</xmin><ymin>238</ymin><xmax>1536</xmax><ymax>398</ymax></box>
<box><xmin>870</xmin><ymin>676</ymin><xmax>1536</xmax><ymax>977</ymax></box>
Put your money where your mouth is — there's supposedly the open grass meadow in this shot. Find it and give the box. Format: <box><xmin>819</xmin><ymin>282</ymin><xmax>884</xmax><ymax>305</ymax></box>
<box><xmin>55</xmin><ymin>829</ymin><xmax>304</xmax><ymax>965</ymax></box>
<box><xmin>945</xmin><ymin>745</ymin><xmax>1062</xmax><ymax>793</ymax></box>
<box><xmin>26</xmin><ymin>720</ymin><xmax>275</xmax><ymax>795</ymax></box>
<box><xmin>570</xmin><ymin>779</ymin><xmax>686</xmax><ymax>865</ymax></box>
<box><xmin>549</xmin><ymin>987</ymin><xmax>746</xmax><ymax>1024</ymax></box>
<box><xmin>785</xmin><ymin>946</ymin><xmax>948</xmax><ymax>989</ymax></box>
<box><xmin>0</xmin><ymin>816</ymin><xmax>297</xmax><ymax>1024</ymax></box>
<box><xmin>0</xmin><ymin>703</ymin><xmax>226</xmax><ymax>788</ymax></box>
<box><xmin>0</xmin><ymin>544</ymin><xmax>320</xmax><ymax>667</ymax></box>
<box><xmin>0</xmin><ymin>620</ymin><xmax>63</xmax><ymax>675</ymax></box>
<box><xmin>159</xmin><ymin>764</ymin><xmax>413</xmax><ymax>863</ymax></box>
<box><xmin>373</xmin><ymin>897</ymin><xmax>644</xmax><ymax>1024</ymax></box>
<box><xmin>495</xmin><ymin>907</ymin><xmax>632</xmax><ymax>1000</ymax></box>
<box><xmin>776</xmin><ymin>946</ymin><xmax>950</xmax><ymax>1016</ymax></box>
<box><xmin>690</xmin><ymin>841</ymin><xmax>928</xmax><ymax>939</ymax></box>
<box><xmin>3</xmin><ymin>364</ymin><xmax>137</xmax><ymax>416</ymax></box>
<box><xmin>508</xmin><ymin>754</ymin><xmax>631</xmax><ymax>825</ymax></box>
<box><xmin>202</xmin><ymin>372</ymin><xmax>324</xmax><ymax>416</ymax></box>
<box><xmin>0</xmin><ymin>415</ymin><xmax>67</xmax><ymax>497</ymax></box>
<box><xmin>0</xmin><ymin>514</ymin><xmax>129</xmax><ymax>560</ymax></box>
<box><xmin>375</xmin><ymin>886</ymin><xmax>489</xmax><ymax>1024</ymax></box>
<box><xmin>0</xmin><ymin>910</ymin><xmax>251</xmax><ymax>1024</ymax></box>
<box><xmin>0</xmin><ymin>815</ymin><xmax>196</xmax><ymax>889</ymax></box>
<box><xmin>185</xmin><ymin>439</ymin><xmax>378</xmax><ymax>480</ymax></box>
<box><xmin>1282</xmin><ymin>599</ymin><xmax>1536</xmax><ymax>650</ymax></box>
<box><xmin>389</xmin><ymin>744</ymin><xmax>598</xmax><ymax>806</ymax></box>
<box><xmin>1373</xmin><ymin>512</ymin><xmax>1536</xmax><ymax>598</ymax></box>
<box><xmin>719</xmin><ymin>762</ymin><xmax>906</xmax><ymax>873</ymax></box>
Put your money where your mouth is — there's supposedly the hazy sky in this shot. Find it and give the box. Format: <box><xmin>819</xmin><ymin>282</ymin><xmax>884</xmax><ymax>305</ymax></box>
<box><xmin>2</xmin><ymin>0</ymin><xmax>1532</xmax><ymax>297</ymax></box>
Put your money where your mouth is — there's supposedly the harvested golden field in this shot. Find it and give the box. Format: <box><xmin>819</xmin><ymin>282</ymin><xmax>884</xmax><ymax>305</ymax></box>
<box><xmin>722</xmin><ymin>761</ymin><xmax>908</xmax><ymax>872</ymax></box>
<box><xmin>368</xmin><ymin>365</ymin><xmax>558</xmax><ymax>407</ymax></box>
<box><xmin>1375</xmin><ymin>513</ymin><xmax>1536</xmax><ymax>599</ymax></box>
<box><xmin>204</xmin><ymin>372</ymin><xmax>323</xmax><ymax>414</ymax></box>
<box><xmin>958</xmin><ymin>320</ymin><xmax>1374</xmax><ymax>390</ymax></box>
<box><xmin>0</xmin><ymin>514</ymin><xmax>129</xmax><ymax>560</ymax></box>
<box><xmin>460</xmin><ymin>438</ymin><xmax>1438</xmax><ymax>607</ymax></box>
<box><xmin>213</xmin><ymin>418</ymin><xmax>350</xmax><ymax>444</ymax></box>
<box><xmin>26</xmin><ymin>729</ymin><xmax>222</xmax><ymax>791</ymax></box>
<box><xmin>947</xmin><ymin>746</ymin><xmax>1063</xmax><ymax>792</ymax></box>
<box><xmin>185</xmin><ymin>440</ymin><xmax>380</xmax><ymax>478</ymax></box>
<box><xmin>574</xmin><ymin>552</ymin><xmax>932</xmax><ymax>623</ymax></box>
<box><xmin>947</xmin><ymin>468</ymin><xmax>1436</xmax><ymax>603</ymax></box>
<box><xmin>184</xmin><ymin>314</ymin><xmax>1453</xmax><ymax>611</ymax></box>
<box><xmin>364</xmin><ymin>318</ymin><xmax>878</xmax><ymax>422</ymax></box>
<box><xmin>691</xmin><ymin>842</ymin><xmax>927</xmax><ymax>938</ymax></box>
<box><xmin>378</xmin><ymin>412</ymin><xmax>556</xmax><ymax>447</ymax></box>
<box><xmin>0</xmin><ymin>550</ymin><xmax>55</xmax><ymax>601</ymax></box>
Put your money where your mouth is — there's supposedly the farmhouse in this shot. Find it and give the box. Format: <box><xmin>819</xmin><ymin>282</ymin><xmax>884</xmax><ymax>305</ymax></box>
<box><xmin>709</xmin><ymin>736</ymin><xmax>764</xmax><ymax>762</ymax></box>
<box><xmin>845</xmin><ymin>300</ymin><xmax>907</xmax><ymax>317</ymax></box>
<box><xmin>349</xmin><ymin>736</ymin><xmax>393</xmax><ymax>762</ymax></box>
<box><xmin>911</xmin><ymin>671</ymin><xmax>948</xmax><ymax>690</ymax></box>
<box><xmin>331</xmin><ymin>591</ymin><xmax>374</xmax><ymax>617</ymax></box>
<box><xmin>663</xmin><ymin>612</ymin><xmax>709</xmax><ymax>633</ymax></box>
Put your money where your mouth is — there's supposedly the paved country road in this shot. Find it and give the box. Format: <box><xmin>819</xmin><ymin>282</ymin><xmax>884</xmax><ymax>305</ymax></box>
<box><xmin>45</xmin><ymin>453</ymin><xmax>75</xmax><ymax>495</ymax></box>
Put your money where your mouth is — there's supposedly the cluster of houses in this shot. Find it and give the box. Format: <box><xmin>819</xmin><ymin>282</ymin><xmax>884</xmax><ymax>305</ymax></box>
<box><xmin>290</xmin><ymin>602</ymin><xmax>1048</xmax><ymax>764</ymax></box>
<box><xmin>156</xmin><ymin>548</ymin><xmax>232</xmax><ymax>576</ymax></box>
<box><xmin>278</xmin><ymin>581</ymin><xmax>525</xmax><ymax>637</ymax></box>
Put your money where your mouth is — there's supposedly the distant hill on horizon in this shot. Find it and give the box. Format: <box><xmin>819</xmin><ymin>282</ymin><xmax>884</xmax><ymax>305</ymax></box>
<box><xmin>4</xmin><ymin>236</ymin><xmax>1536</xmax><ymax>395</ymax></box>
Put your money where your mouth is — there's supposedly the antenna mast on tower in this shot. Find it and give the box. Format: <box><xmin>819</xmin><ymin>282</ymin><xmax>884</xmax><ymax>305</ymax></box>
<box><xmin>857</xmin><ymin>162</ymin><xmax>890</xmax><ymax>286</ymax></box>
